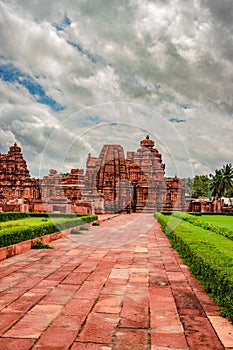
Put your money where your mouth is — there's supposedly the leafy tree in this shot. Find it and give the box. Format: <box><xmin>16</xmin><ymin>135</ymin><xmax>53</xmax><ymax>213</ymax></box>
<box><xmin>185</xmin><ymin>177</ymin><xmax>193</xmax><ymax>196</ymax></box>
<box><xmin>192</xmin><ymin>175</ymin><xmax>210</xmax><ymax>198</ymax></box>
<box><xmin>209</xmin><ymin>169</ymin><xmax>223</xmax><ymax>198</ymax></box>
<box><xmin>210</xmin><ymin>163</ymin><xmax>233</xmax><ymax>199</ymax></box>
<box><xmin>60</xmin><ymin>172</ymin><xmax>70</xmax><ymax>177</ymax></box>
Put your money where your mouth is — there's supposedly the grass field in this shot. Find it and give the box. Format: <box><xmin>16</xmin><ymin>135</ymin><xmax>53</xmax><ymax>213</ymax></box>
<box><xmin>199</xmin><ymin>215</ymin><xmax>233</xmax><ymax>229</ymax></box>
<box><xmin>0</xmin><ymin>217</ymin><xmax>77</xmax><ymax>233</ymax></box>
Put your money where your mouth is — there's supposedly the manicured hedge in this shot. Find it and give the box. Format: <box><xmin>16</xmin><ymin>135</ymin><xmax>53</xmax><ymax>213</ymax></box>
<box><xmin>28</xmin><ymin>213</ymin><xmax>86</xmax><ymax>218</ymax></box>
<box><xmin>0</xmin><ymin>212</ymin><xmax>90</xmax><ymax>222</ymax></box>
<box><xmin>155</xmin><ymin>212</ymin><xmax>233</xmax><ymax>323</ymax></box>
<box><xmin>190</xmin><ymin>212</ymin><xmax>233</xmax><ymax>216</ymax></box>
<box><xmin>172</xmin><ymin>212</ymin><xmax>233</xmax><ymax>241</ymax></box>
<box><xmin>0</xmin><ymin>212</ymin><xmax>30</xmax><ymax>222</ymax></box>
<box><xmin>0</xmin><ymin>214</ymin><xmax>97</xmax><ymax>248</ymax></box>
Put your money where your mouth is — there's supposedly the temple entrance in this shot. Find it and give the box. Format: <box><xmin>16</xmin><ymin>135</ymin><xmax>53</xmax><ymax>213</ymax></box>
<box><xmin>132</xmin><ymin>184</ymin><xmax>137</xmax><ymax>212</ymax></box>
<box><xmin>130</xmin><ymin>182</ymin><xmax>148</xmax><ymax>213</ymax></box>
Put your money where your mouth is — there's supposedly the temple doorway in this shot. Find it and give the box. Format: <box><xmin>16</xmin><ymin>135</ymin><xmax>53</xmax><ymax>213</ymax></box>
<box><xmin>130</xmin><ymin>182</ymin><xmax>148</xmax><ymax>213</ymax></box>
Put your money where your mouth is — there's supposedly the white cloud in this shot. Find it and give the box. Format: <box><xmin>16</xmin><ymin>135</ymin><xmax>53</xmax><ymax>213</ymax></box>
<box><xmin>0</xmin><ymin>3</ymin><xmax>75</xmax><ymax>76</ymax></box>
<box><xmin>0</xmin><ymin>0</ymin><xmax>232</xmax><ymax>178</ymax></box>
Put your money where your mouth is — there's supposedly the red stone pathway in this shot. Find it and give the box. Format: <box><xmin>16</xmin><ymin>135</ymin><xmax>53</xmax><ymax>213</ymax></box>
<box><xmin>0</xmin><ymin>214</ymin><xmax>232</xmax><ymax>350</ymax></box>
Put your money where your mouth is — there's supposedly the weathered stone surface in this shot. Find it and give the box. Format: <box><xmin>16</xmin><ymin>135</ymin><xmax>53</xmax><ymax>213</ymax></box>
<box><xmin>83</xmin><ymin>135</ymin><xmax>186</xmax><ymax>213</ymax></box>
<box><xmin>0</xmin><ymin>143</ymin><xmax>39</xmax><ymax>211</ymax></box>
<box><xmin>0</xmin><ymin>137</ymin><xmax>186</xmax><ymax>213</ymax></box>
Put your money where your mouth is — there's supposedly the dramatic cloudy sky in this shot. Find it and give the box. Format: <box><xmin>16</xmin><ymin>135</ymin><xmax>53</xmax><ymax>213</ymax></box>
<box><xmin>0</xmin><ymin>0</ymin><xmax>232</xmax><ymax>178</ymax></box>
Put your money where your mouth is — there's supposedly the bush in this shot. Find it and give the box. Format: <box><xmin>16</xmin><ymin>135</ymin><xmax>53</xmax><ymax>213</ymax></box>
<box><xmin>92</xmin><ymin>221</ymin><xmax>100</xmax><ymax>226</ymax></box>
<box><xmin>32</xmin><ymin>241</ymin><xmax>53</xmax><ymax>249</ymax></box>
<box><xmin>0</xmin><ymin>212</ymin><xmax>30</xmax><ymax>222</ymax></box>
<box><xmin>79</xmin><ymin>226</ymin><xmax>89</xmax><ymax>231</ymax></box>
<box><xmin>155</xmin><ymin>213</ymin><xmax>233</xmax><ymax>323</ymax></box>
<box><xmin>189</xmin><ymin>212</ymin><xmax>233</xmax><ymax>216</ymax></box>
<box><xmin>0</xmin><ymin>214</ymin><xmax>98</xmax><ymax>248</ymax></box>
<box><xmin>28</xmin><ymin>213</ymin><xmax>86</xmax><ymax>218</ymax></box>
<box><xmin>0</xmin><ymin>223</ymin><xmax>57</xmax><ymax>248</ymax></box>
<box><xmin>172</xmin><ymin>212</ymin><xmax>233</xmax><ymax>241</ymax></box>
<box><xmin>70</xmin><ymin>228</ymin><xmax>82</xmax><ymax>235</ymax></box>
<box><xmin>0</xmin><ymin>212</ymin><xmax>98</xmax><ymax>222</ymax></box>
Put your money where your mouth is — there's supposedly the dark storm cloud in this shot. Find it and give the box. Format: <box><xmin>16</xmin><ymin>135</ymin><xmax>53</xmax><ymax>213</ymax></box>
<box><xmin>0</xmin><ymin>0</ymin><xmax>232</xmax><ymax>176</ymax></box>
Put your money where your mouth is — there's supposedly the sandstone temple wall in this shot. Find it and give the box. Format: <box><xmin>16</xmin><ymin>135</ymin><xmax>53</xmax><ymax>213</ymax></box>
<box><xmin>0</xmin><ymin>137</ymin><xmax>187</xmax><ymax>214</ymax></box>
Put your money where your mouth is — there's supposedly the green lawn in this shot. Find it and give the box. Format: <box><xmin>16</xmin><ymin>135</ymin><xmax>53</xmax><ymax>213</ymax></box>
<box><xmin>0</xmin><ymin>217</ymin><xmax>79</xmax><ymax>235</ymax></box>
<box><xmin>199</xmin><ymin>215</ymin><xmax>233</xmax><ymax>229</ymax></box>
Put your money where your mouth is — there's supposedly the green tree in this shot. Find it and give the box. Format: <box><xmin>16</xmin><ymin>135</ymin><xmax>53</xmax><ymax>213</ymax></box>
<box><xmin>185</xmin><ymin>177</ymin><xmax>193</xmax><ymax>196</ymax></box>
<box><xmin>193</xmin><ymin>175</ymin><xmax>210</xmax><ymax>198</ymax></box>
<box><xmin>210</xmin><ymin>163</ymin><xmax>233</xmax><ymax>199</ymax></box>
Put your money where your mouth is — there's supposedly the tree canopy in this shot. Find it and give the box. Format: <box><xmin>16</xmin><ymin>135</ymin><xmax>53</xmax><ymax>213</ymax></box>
<box><xmin>210</xmin><ymin>163</ymin><xmax>233</xmax><ymax>198</ymax></box>
<box><xmin>192</xmin><ymin>175</ymin><xmax>210</xmax><ymax>198</ymax></box>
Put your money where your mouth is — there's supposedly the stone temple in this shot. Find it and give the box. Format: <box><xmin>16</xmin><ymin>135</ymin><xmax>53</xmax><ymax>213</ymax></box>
<box><xmin>0</xmin><ymin>136</ymin><xmax>186</xmax><ymax>213</ymax></box>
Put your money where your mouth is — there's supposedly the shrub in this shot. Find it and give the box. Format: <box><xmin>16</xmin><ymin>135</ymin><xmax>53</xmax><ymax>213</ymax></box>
<box><xmin>28</xmin><ymin>213</ymin><xmax>85</xmax><ymax>218</ymax></box>
<box><xmin>0</xmin><ymin>214</ymin><xmax>98</xmax><ymax>248</ymax></box>
<box><xmin>92</xmin><ymin>221</ymin><xmax>100</xmax><ymax>226</ymax></box>
<box><xmin>172</xmin><ymin>212</ymin><xmax>233</xmax><ymax>241</ymax></box>
<box><xmin>0</xmin><ymin>212</ymin><xmax>30</xmax><ymax>222</ymax></box>
<box><xmin>70</xmin><ymin>228</ymin><xmax>82</xmax><ymax>235</ymax></box>
<box><xmin>79</xmin><ymin>226</ymin><xmax>89</xmax><ymax>231</ymax></box>
<box><xmin>155</xmin><ymin>213</ymin><xmax>233</xmax><ymax>323</ymax></box>
<box><xmin>32</xmin><ymin>241</ymin><xmax>53</xmax><ymax>249</ymax></box>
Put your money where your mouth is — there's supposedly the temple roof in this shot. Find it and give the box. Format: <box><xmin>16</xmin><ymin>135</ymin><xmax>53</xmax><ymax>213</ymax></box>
<box><xmin>9</xmin><ymin>143</ymin><xmax>21</xmax><ymax>153</ymax></box>
<box><xmin>140</xmin><ymin>135</ymin><xmax>155</xmax><ymax>148</ymax></box>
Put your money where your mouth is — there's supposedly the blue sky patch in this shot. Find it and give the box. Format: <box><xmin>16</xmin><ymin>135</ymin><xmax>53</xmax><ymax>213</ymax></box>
<box><xmin>64</xmin><ymin>15</ymin><xmax>71</xmax><ymax>26</ymax></box>
<box><xmin>87</xmin><ymin>115</ymin><xmax>101</xmax><ymax>124</ymax></box>
<box><xmin>178</xmin><ymin>103</ymin><xmax>191</xmax><ymax>110</ymax></box>
<box><xmin>54</xmin><ymin>14</ymin><xmax>71</xmax><ymax>31</ymax></box>
<box><xmin>54</xmin><ymin>24</ymin><xmax>64</xmax><ymax>31</ymax></box>
<box><xmin>169</xmin><ymin>118</ymin><xmax>186</xmax><ymax>123</ymax></box>
<box><xmin>0</xmin><ymin>63</ymin><xmax>64</xmax><ymax>111</ymax></box>
<box><xmin>68</xmin><ymin>41</ymin><xmax>98</xmax><ymax>64</ymax></box>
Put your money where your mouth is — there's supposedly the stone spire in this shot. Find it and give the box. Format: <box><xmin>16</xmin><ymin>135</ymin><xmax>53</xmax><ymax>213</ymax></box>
<box><xmin>140</xmin><ymin>135</ymin><xmax>155</xmax><ymax>149</ymax></box>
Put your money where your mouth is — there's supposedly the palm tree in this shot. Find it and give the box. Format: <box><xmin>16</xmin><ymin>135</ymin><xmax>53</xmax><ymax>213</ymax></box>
<box><xmin>210</xmin><ymin>163</ymin><xmax>233</xmax><ymax>202</ymax></box>
<box><xmin>222</xmin><ymin>163</ymin><xmax>233</xmax><ymax>197</ymax></box>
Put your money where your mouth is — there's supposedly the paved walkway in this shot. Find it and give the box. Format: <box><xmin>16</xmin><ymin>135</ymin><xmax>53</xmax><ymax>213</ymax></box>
<box><xmin>0</xmin><ymin>214</ymin><xmax>233</xmax><ymax>350</ymax></box>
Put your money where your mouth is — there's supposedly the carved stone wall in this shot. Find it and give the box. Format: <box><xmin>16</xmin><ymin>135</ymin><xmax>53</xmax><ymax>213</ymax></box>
<box><xmin>0</xmin><ymin>143</ymin><xmax>39</xmax><ymax>211</ymax></box>
<box><xmin>0</xmin><ymin>138</ymin><xmax>186</xmax><ymax>213</ymax></box>
<box><xmin>83</xmin><ymin>136</ymin><xmax>186</xmax><ymax>213</ymax></box>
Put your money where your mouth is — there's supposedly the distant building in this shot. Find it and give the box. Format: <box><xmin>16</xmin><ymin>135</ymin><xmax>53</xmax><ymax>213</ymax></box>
<box><xmin>0</xmin><ymin>136</ymin><xmax>186</xmax><ymax>213</ymax></box>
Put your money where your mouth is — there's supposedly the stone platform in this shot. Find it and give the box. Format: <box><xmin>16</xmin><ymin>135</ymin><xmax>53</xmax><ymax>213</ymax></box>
<box><xmin>0</xmin><ymin>214</ymin><xmax>232</xmax><ymax>349</ymax></box>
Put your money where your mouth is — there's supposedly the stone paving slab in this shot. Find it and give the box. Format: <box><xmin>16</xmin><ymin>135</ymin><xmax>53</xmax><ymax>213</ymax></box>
<box><xmin>0</xmin><ymin>213</ymin><xmax>233</xmax><ymax>349</ymax></box>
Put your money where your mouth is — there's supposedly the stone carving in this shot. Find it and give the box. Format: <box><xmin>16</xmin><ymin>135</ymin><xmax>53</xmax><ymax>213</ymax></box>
<box><xmin>0</xmin><ymin>143</ymin><xmax>39</xmax><ymax>211</ymax></box>
<box><xmin>82</xmin><ymin>136</ymin><xmax>186</xmax><ymax>213</ymax></box>
<box><xmin>0</xmin><ymin>137</ymin><xmax>186</xmax><ymax>213</ymax></box>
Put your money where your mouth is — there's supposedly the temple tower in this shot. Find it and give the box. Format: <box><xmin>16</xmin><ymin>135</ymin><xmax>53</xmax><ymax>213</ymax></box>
<box><xmin>84</xmin><ymin>136</ymin><xmax>170</xmax><ymax>213</ymax></box>
<box><xmin>0</xmin><ymin>143</ymin><xmax>39</xmax><ymax>202</ymax></box>
<box><xmin>85</xmin><ymin>144</ymin><xmax>131</xmax><ymax>213</ymax></box>
<box><xmin>126</xmin><ymin>135</ymin><xmax>167</xmax><ymax>212</ymax></box>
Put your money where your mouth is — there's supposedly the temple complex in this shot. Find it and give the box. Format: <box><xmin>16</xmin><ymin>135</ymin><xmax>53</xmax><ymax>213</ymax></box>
<box><xmin>0</xmin><ymin>136</ymin><xmax>186</xmax><ymax>213</ymax></box>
